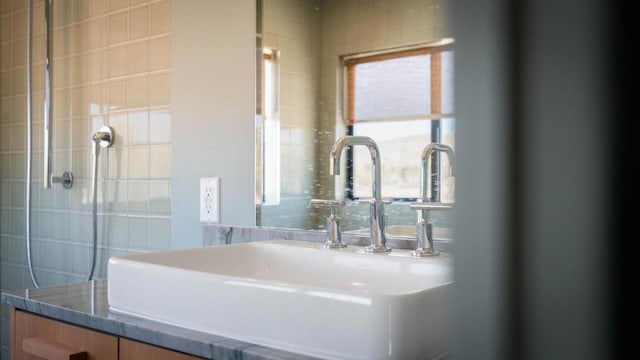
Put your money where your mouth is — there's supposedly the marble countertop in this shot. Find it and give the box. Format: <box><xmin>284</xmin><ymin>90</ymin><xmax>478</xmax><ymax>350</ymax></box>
<box><xmin>1</xmin><ymin>279</ymin><xmax>321</xmax><ymax>360</ymax></box>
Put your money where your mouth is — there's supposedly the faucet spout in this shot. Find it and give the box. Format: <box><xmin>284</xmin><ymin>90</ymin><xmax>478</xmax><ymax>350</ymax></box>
<box><xmin>421</xmin><ymin>143</ymin><xmax>455</xmax><ymax>203</ymax></box>
<box><xmin>330</xmin><ymin>136</ymin><xmax>382</xmax><ymax>202</ymax></box>
<box><xmin>330</xmin><ymin>135</ymin><xmax>389</xmax><ymax>253</ymax></box>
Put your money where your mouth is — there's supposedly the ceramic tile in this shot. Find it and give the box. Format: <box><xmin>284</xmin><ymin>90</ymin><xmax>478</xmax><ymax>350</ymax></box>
<box><xmin>108</xmin><ymin>45</ymin><xmax>128</xmax><ymax>78</ymax></box>
<box><xmin>149</xmin><ymin>145</ymin><xmax>170</xmax><ymax>178</ymax></box>
<box><xmin>11</xmin><ymin>67</ymin><xmax>24</xmax><ymax>95</ymax></box>
<box><xmin>110</xmin><ymin>12</ymin><xmax>128</xmax><ymax>45</ymax></box>
<box><xmin>69</xmin><ymin>180</ymin><xmax>91</xmax><ymax>211</ymax></box>
<box><xmin>1</xmin><ymin>98</ymin><xmax>11</xmax><ymax>122</ymax></box>
<box><xmin>10</xmin><ymin>124</ymin><xmax>24</xmax><ymax>151</ymax></box>
<box><xmin>127</xmin><ymin>181</ymin><xmax>149</xmax><ymax>213</ymax></box>
<box><xmin>53</xmin><ymin>0</ymin><xmax>73</xmax><ymax>26</ymax></box>
<box><xmin>53</xmin><ymin>56</ymin><xmax>71</xmax><ymax>88</ymax></box>
<box><xmin>69</xmin><ymin>213</ymin><xmax>91</xmax><ymax>243</ymax></box>
<box><xmin>0</xmin><ymin>237</ymin><xmax>11</xmax><ymax>263</ymax></box>
<box><xmin>71</xmin><ymin>119</ymin><xmax>90</xmax><ymax>150</ymax></box>
<box><xmin>88</xmin><ymin>0</ymin><xmax>109</xmax><ymax>17</ymax></box>
<box><xmin>72</xmin><ymin>0</ymin><xmax>90</xmax><ymax>22</ymax></box>
<box><xmin>127</xmin><ymin>110</ymin><xmax>148</xmax><ymax>145</ymax></box>
<box><xmin>128</xmin><ymin>217</ymin><xmax>148</xmax><ymax>248</ymax></box>
<box><xmin>0</xmin><ymin>0</ymin><xmax>12</xmax><ymax>13</ymax></box>
<box><xmin>0</xmin><ymin>43</ymin><xmax>11</xmax><ymax>70</ymax></box>
<box><xmin>0</xmin><ymin>126</ymin><xmax>10</xmax><ymax>152</ymax></box>
<box><xmin>53</xmin><ymin>27</ymin><xmax>72</xmax><ymax>58</ymax></box>
<box><xmin>54</xmin><ymin>88</ymin><xmax>71</xmax><ymax>120</ymax></box>
<box><xmin>11</xmin><ymin>9</ymin><xmax>24</xmax><ymax>38</ymax></box>
<box><xmin>149</xmin><ymin>181</ymin><xmax>170</xmax><ymax>215</ymax></box>
<box><xmin>9</xmin><ymin>154</ymin><xmax>24</xmax><ymax>180</ymax></box>
<box><xmin>127</xmin><ymin>41</ymin><xmax>148</xmax><ymax>74</ymax></box>
<box><xmin>71</xmin><ymin>86</ymin><xmax>89</xmax><ymax>118</ymax></box>
<box><xmin>107</xmin><ymin>215</ymin><xmax>128</xmax><ymax>247</ymax></box>
<box><xmin>107</xmin><ymin>147</ymin><xmax>128</xmax><ymax>179</ymax></box>
<box><xmin>150</xmin><ymin>1</ymin><xmax>171</xmax><ymax>35</ymax></box>
<box><xmin>148</xmin><ymin>217</ymin><xmax>170</xmax><ymax>249</ymax></box>
<box><xmin>0</xmin><ymin>212</ymin><xmax>11</xmax><ymax>237</ymax></box>
<box><xmin>87</xmin><ymin>50</ymin><xmax>109</xmax><ymax>81</ymax></box>
<box><xmin>149</xmin><ymin>36</ymin><xmax>170</xmax><ymax>71</ymax></box>
<box><xmin>107</xmin><ymin>112</ymin><xmax>127</xmax><ymax>146</ymax></box>
<box><xmin>52</xmin><ymin>177</ymin><xmax>71</xmax><ymax>210</ymax></box>
<box><xmin>10</xmin><ymin>180</ymin><xmax>24</xmax><ymax>208</ymax></box>
<box><xmin>10</xmin><ymin>210</ymin><xmax>23</xmax><ymax>238</ymax></box>
<box><xmin>70</xmin><ymin>150</ymin><xmax>89</xmax><ymax>181</ymax></box>
<box><xmin>0</xmin><ymin>72</ymin><xmax>11</xmax><ymax>97</ymax></box>
<box><xmin>52</xmin><ymin>120</ymin><xmax>70</xmax><ymax>151</ymax></box>
<box><xmin>106</xmin><ymin>181</ymin><xmax>127</xmax><ymax>213</ymax></box>
<box><xmin>37</xmin><ymin>240</ymin><xmax>56</xmax><ymax>270</ymax></box>
<box><xmin>0</xmin><ymin>15</ymin><xmax>11</xmax><ymax>43</ymax></box>
<box><xmin>88</xmin><ymin>17</ymin><xmax>109</xmax><ymax>50</ymax></box>
<box><xmin>0</xmin><ymin>181</ymin><xmax>10</xmax><ymax>207</ymax></box>
<box><xmin>149</xmin><ymin>110</ymin><xmax>170</xmax><ymax>144</ymax></box>
<box><xmin>52</xmin><ymin>212</ymin><xmax>69</xmax><ymax>240</ymax></box>
<box><xmin>148</xmin><ymin>72</ymin><xmax>170</xmax><ymax>106</ymax></box>
<box><xmin>129</xmin><ymin>5</ymin><xmax>149</xmax><ymax>40</ymax></box>
<box><xmin>74</xmin><ymin>22</ymin><xmax>90</xmax><ymax>53</ymax></box>
<box><xmin>12</xmin><ymin>39</ymin><xmax>25</xmax><ymax>67</ymax></box>
<box><xmin>110</xmin><ymin>0</ymin><xmax>128</xmax><ymax>12</ymax></box>
<box><xmin>126</xmin><ymin>76</ymin><xmax>148</xmax><ymax>108</ymax></box>
<box><xmin>128</xmin><ymin>147</ymin><xmax>149</xmax><ymax>179</ymax></box>
<box><xmin>73</xmin><ymin>54</ymin><xmax>90</xmax><ymax>86</ymax></box>
<box><xmin>31</xmin><ymin>61</ymin><xmax>44</xmax><ymax>91</ymax></box>
<box><xmin>38</xmin><ymin>182</ymin><xmax>53</xmax><ymax>209</ymax></box>
<box><xmin>108</xmin><ymin>80</ymin><xmax>127</xmax><ymax>111</ymax></box>
<box><xmin>88</xmin><ymin>83</ymin><xmax>107</xmax><ymax>114</ymax></box>
<box><xmin>69</xmin><ymin>244</ymin><xmax>90</xmax><ymax>274</ymax></box>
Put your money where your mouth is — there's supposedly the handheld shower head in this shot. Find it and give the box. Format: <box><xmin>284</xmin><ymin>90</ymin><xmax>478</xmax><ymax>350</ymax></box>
<box><xmin>91</xmin><ymin>126</ymin><xmax>114</xmax><ymax>155</ymax></box>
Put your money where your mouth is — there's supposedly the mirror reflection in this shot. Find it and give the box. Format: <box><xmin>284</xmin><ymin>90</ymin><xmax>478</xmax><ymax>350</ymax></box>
<box><xmin>256</xmin><ymin>0</ymin><xmax>454</xmax><ymax>237</ymax></box>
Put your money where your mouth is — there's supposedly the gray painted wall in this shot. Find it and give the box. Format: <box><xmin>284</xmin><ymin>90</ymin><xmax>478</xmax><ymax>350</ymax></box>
<box><xmin>171</xmin><ymin>0</ymin><xmax>256</xmax><ymax>249</ymax></box>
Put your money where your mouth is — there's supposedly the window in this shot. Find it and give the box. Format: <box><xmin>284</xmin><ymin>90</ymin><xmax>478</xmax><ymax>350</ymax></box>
<box><xmin>261</xmin><ymin>48</ymin><xmax>280</xmax><ymax>205</ymax></box>
<box><xmin>343</xmin><ymin>43</ymin><xmax>455</xmax><ymax>202</ymax></box>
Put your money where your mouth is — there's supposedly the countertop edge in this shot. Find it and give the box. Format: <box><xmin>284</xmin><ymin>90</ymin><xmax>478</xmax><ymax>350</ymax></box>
<box><xmin>1</xmin><ymin>280</ymin><xmax>321</xmax><ymax>360</ymax></box>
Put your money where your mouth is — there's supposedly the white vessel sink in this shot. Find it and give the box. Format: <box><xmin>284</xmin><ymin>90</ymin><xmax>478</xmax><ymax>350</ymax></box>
<box><xmin>108</xmin><ymin>240</ymin><xmax>452</xmax><ymax>359</ymax></box>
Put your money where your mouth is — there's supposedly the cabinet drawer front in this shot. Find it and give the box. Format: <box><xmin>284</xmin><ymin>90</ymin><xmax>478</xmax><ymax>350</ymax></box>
<box><xmin>119</xmin><ymin>338</ymin><xmax>203</xmax><ymax>360</ymax></box>
<box><xmin>12</xmin><ymin>309</ymin><xmax>118</xmax><ymax>360</ymax></box>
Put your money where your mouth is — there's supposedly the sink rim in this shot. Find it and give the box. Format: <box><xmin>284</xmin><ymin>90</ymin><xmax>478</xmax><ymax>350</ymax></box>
<box><xmin>107</xmin><ymin>240</ymin><xmax>453</xmax><ymax>359</ymax></box>
<box><xmin>108</xmin><ymin>240</ymin><xmax>453</xmax><ymax>296</ymax></box>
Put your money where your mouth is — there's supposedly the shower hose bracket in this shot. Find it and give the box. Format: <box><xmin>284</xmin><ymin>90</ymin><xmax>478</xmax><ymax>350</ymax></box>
<box><xmin>51</xmin><ymin>171</ymin><xmax>74</xmax><ymax>189</ymax></box>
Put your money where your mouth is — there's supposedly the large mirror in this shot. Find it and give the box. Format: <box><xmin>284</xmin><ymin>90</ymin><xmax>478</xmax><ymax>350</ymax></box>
<box><xmin>255</xmin><ymin>0</ymin><xmax>454</xmax><ymax>236</ymax></box>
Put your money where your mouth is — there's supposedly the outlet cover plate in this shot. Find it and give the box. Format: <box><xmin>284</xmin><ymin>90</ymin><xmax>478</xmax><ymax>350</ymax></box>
<box><xmin>200</xmin><ymin>177</ymin><xmax>220</xmax><ymax>223</ymax></box>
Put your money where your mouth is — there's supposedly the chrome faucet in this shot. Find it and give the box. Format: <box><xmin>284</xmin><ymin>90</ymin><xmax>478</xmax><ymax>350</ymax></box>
<box><xmin>411</xmin><ymin>143</ymin><xmax>455</xmax><ymax>257</ymax></box>
<box><xmin>330</xmin><ymin>136</ymin><xmax>390</xmax><ymax>253</ymax></box>
<box><xmin>421</xmin><ymin>143</ymin><xmax>455</xmax><ymax>203</ymax></box>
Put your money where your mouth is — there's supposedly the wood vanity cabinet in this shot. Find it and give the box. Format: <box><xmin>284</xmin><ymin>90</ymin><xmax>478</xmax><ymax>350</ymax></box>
<box><xmin>11</xmin><ymin>308</ymin><xmax>203</xmax><ymax>360</ymax></box>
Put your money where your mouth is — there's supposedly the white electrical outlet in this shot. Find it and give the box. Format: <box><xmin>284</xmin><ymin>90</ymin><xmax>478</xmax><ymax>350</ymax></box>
<box><xmin>200</xmin><ymin>177</ymin><xmax>220</xmax><ymax>223</ymax></box>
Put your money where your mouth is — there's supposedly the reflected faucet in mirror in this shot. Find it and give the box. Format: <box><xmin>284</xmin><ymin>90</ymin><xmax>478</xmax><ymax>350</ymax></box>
<box><xmin>410</xmin><ymin>143</ymin><xmax>455</xmax><ymax>257</ymax></box>
<box><xmin>330</xmin><ymin>136</ymin><xmax>391</xmax><ymax>253</ymax></box>
<box><xmin>421</xmin><ymin>143</ymin><xmax>455</xmax><ymax>203</ymax></box>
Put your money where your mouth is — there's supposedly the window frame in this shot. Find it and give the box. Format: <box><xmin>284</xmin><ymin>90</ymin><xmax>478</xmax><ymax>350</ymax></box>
<box><xmin>343</xmin><ymin>43</ymin><xmax>454</xmax><ymax>201</ymax></box>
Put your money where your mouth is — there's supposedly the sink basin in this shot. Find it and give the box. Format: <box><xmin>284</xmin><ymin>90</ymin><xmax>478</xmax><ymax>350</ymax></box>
<box><xmin>108</xmin><ymin>240</ymin><xmax>452</xmax><ymax>359</ymax></box>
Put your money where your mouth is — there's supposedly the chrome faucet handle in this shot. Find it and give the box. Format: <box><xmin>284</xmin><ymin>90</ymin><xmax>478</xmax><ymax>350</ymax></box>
<box><xmin>409</xmin><ymin>202</ymin><xmax>453</xmax><ymax>257</ymax></box>
<box><xmin>409</xmin><ymin>202</ymin><xmax>453</xmax><ymax>211</ymax></box>
<box><xmin>310</xmin><ymin>199</ymin><xmax>347</xmax><ymax>249</ymax></box>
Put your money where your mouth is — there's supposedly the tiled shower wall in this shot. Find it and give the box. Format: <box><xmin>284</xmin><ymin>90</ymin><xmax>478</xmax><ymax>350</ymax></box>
<box><xmin>0</xmin><ymin>0</ymin><xmax>172</xmax><ymax>357</ymax></box>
